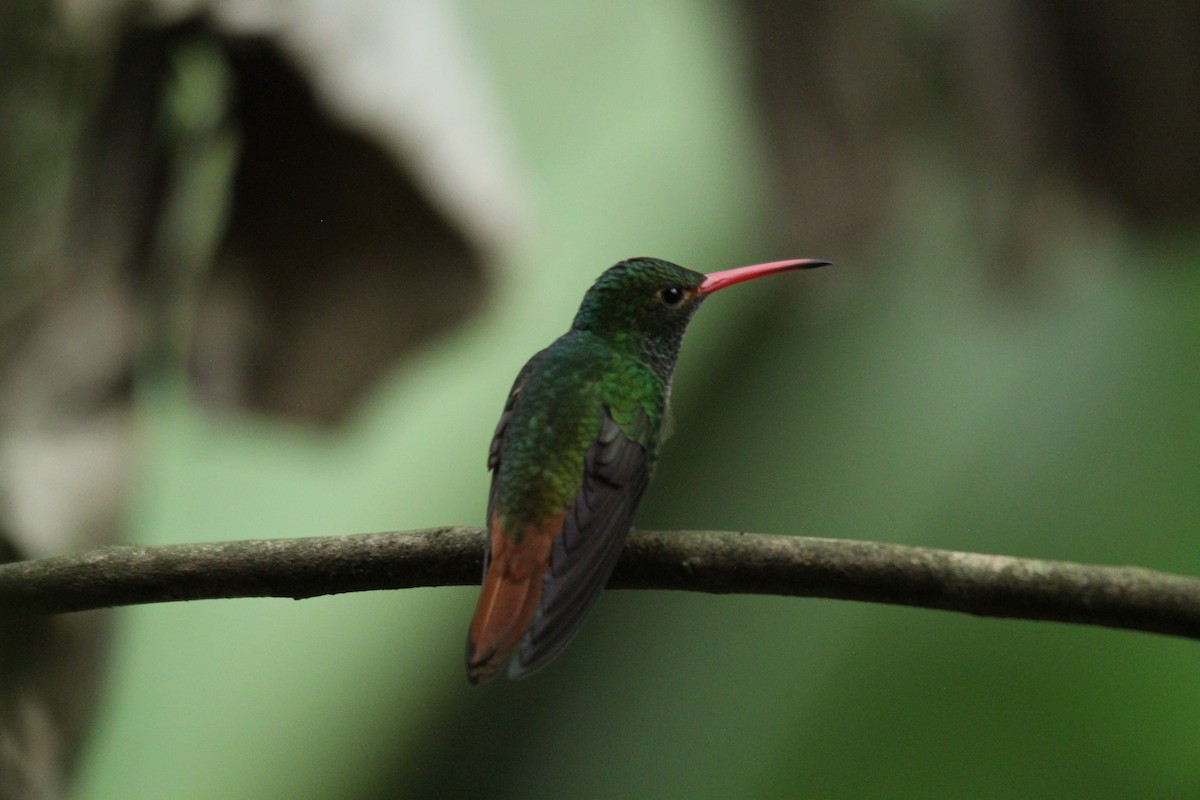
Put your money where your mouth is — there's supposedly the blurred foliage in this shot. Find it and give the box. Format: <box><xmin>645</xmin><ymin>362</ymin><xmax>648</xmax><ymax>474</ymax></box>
<box><xmin>34</xmin><ymin>2</ymin><xmax>1199</xmax><ymax>799</ymax></box>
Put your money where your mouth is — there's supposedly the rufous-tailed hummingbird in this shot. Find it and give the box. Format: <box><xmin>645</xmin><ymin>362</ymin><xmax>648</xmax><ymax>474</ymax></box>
<box><xmin>467</xmin><ymin>256</ymin><xmax>828</xmax><ymax>684</ymax></box>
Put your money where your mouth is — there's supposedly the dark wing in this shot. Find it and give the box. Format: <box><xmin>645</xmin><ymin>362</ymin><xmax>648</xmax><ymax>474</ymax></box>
<box><xmin>509</xmin><ymin>406</ymin><xmax>651</xmax><ymax>678</ymax></box>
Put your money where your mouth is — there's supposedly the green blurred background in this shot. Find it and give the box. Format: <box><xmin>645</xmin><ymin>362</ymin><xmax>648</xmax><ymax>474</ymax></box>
<box><xmin>3</xmin><ymin>2</ymin><xmax>1199</xmax><ymax>798</ymax></box>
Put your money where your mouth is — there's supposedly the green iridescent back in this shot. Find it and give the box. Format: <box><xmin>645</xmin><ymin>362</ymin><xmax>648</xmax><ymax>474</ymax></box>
<box><xmin>493</xmin><ymin>258</ymin><xmax>708</xmax><ymax>529</ymax></box>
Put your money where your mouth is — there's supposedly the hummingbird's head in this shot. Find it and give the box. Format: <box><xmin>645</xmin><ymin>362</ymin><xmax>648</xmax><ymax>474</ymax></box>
<box><xmin>571</xmin><ymin>256</ymin><xmax>829</xmax><ymax>382</ymax></box>
<box><xmin>571</xmin><ymin>258</ymin><xmax>707</xmax><ymax>379</ymax></box>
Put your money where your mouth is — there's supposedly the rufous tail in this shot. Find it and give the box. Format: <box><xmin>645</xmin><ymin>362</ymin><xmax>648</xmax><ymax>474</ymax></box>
<box><xmin>466</xmin><ymin>514</ymin><xmax>561</xmax><ymax>685</ymax></box>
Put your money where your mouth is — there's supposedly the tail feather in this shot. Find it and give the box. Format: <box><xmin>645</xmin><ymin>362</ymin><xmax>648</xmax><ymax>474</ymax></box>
<box><xmin>466</xmin><ymin>514</ymin><xmax>561</xmax><ymax>685</ymax></box>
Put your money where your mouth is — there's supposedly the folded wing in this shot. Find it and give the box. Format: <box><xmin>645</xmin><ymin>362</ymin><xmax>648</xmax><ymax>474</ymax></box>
<box><xmin>509</xmin><ymin>408</ymin><xmax>650</xmax><ymax>678</ymax></box>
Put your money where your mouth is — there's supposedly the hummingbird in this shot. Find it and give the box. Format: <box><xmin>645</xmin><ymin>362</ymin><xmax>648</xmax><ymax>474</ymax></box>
<box><xmin>467</xmin><ymin>256</ymin><xmax>828</xmax><ymax>684</ymax></box>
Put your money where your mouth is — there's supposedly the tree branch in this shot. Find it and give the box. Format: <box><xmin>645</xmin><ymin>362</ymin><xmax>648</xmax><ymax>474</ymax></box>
<box><xmin>1</xmin><ymin>528</ymin><xmax>1198</xmax><ymax>641</ymax></box>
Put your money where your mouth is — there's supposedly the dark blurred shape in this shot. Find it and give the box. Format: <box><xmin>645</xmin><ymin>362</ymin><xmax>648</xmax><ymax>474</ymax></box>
<box><xmin>3</xmin><ymin>5</ymin><xmax>494</xmax><ymax>795</ymax></box>
<box><xmin>192</xmin><ymin>39</ymin><xmax>486</xmax><ymax>424</ymax></box>
<box><xmin>2</xmin><ymin>4</ymin><xmax>145</xmax><ymax>798</ymax></box>
<box><xmin>742</xmin><ymin>0</ymin><xmax>1200</xmax><ymax>269</ymax></box>
<box><xmin>740</xmin><ymin>1</ymin><xmax>920</xmax><ymax>248</ymax></box>
<box><xmin>1034</xmin><ymin>1</ymin><xmax>1200</xmax><ymax>225</ymax></box>
<box><xmin>69</xmin><ymin>16</ymin><xmax>489</xmax><ymax>426</ymax></box>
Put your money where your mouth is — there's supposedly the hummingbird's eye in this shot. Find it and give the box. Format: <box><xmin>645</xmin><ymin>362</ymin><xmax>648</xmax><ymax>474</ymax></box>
<box><xmin>659</xmin><ymin>285</ymin><xmax>685</xmax><ymax>307</ymax></box>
